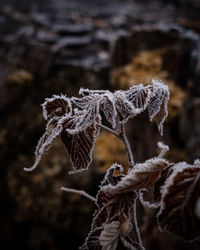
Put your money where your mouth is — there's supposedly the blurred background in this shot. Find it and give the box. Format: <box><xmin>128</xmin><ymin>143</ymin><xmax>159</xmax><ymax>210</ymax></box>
<box><xmin>0</xmin><ymin>0</ymin><xmax>200</xmax><ymax>249</ymax></box>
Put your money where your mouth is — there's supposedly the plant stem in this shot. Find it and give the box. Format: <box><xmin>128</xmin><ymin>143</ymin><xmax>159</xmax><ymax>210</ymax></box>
<box><xmin>96</xmin><ymin>123</ymin><xmax>120</xmax><ymax>138</ymax></box>
<box><xmin>157</xmin><ymin>141</ymin><xmax>169</xmax><ymax>158</ymax></box>
<box><xmin>120</xmin><ymin>123</ymin><xmax>134</xmax><ymax>167</ymax></box>
<box><xmin>132</xmin><ymin>196</ymin><xmax>144</xmax><ymax>250</ymax></box>
<box><xmin>61</xmin><ymin>187</ymin><xmax>96</xmax><ymax>203</ymax></box>
<box><xmin>97</xmin><ymin>122</ymin><xmax>134</xmax><ymax>168</ymax></box>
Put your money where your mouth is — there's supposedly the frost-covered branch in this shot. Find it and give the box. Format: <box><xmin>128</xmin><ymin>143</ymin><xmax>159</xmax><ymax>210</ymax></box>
<box><xmin>96</xmin><ymin>122</ymin><xmax>120</xmax><ymax>138</ymax></box>
<box><xmin>120</xmin><ymin>123</ymin><xmax>134</xmax><ymax>167</ymax></box>
<box><xmin>61</xmin><ymin>187</ymin><xmax>96</xmax><ymax>203</ymax></box>
<box><xmin>132</xmin><ymin>197</ymin><xmax>144</xmax><ymax>250</ymax></box>
<box><xmin>157</xmin><ymin>141</ymin><xmax>169</xmax><ymax>158</ymax></box>
<box><xmin>24</xmin><ymin>79</ymin><xmax>174</xmax><ymax>250</ymax></box>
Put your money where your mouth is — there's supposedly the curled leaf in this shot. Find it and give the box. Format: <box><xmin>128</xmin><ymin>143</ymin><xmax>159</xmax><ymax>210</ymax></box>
<box><xmin>42</xmin><ymin>94</ymin><xmax>72</xmax><ymax>120</ymax></box>
<box><xmin>148</xmin><ymin>79</ymin><xmax>170</xmax><ymax>135</ymax></box>
<box><xmin>101</xmin><ymin>158</ymin><xmax>169</xmax><ymax>195</ymax></box>
<box><xmin>24</xmin><ymin>116</ymin><xmax>68</xmax><ymax>172</ymax></box>
<box><xmin>81</xmin><ymin>193</ymin><xmax>135</xmax><ymax>250</ymax></box>
<box><xmin>157</xmin><ymin>160</ymin><xmax>200</xmax><ymax>241</ymax></box>
<box><xmin>81</xmin><ymin>163</ymin><xmax>137</xmax><ymax>250</ymax></box>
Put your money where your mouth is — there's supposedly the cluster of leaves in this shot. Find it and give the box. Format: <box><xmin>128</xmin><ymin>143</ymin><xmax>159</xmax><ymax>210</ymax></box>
<box><xmin>24</xmin><ymin>79</ymin><xmax>200</xmax><ymax>249</ymax></box>
<box><xmin>81</xmin><ymin>158</ymin><xmax>169</xmax><ymax>249</ymax></box>
<box><xmin>24</xmin><ymin>79</ymin><xmax>169</xmax><ymax>174</ymax></box>
<box><xmin>81</xmin><ymin>152</ymin><xmax>200</xmax><ymax>249</ymax></box>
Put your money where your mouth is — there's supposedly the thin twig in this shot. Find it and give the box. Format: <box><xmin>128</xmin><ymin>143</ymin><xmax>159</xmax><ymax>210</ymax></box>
<box><xmin>157</xmin><ymin>141</ymin><xmax>169</xmax><ymax>158</ymax></box>
<box><xmin>127</xmin><ymin>235</ymin><xmax>145</xmax><ymax>249</ymax></box>
<box><xmin>97</xmin><ymin>122</ymin><xmax>134</xmax><ymax>168</ymax></box>
<box><xmin>97</xmin><ymin>123</ymin><xmax>120</xmax><ymax>138</ymax></box>
<box><xmin>132</xmin><ymin>196</ymin><xmax>144</xmax><ymax>250</ymax></box>
<box><xmin>120</xmin><ymin>123</ymin><xmax>134</xmax><ymax>167</ymax></box>
<box><xmin>61</xmin><ymin>187</ymin><xmax>96</xmax><ymax>203</ymax></box>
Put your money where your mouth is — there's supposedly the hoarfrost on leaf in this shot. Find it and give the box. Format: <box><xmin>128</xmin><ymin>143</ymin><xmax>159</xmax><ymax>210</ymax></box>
<box><xmin>79</xmin><ymin>87</ymin><xmax>108</xmax><ymax>96</ymax></box>
<box><xmin>65</xmin><ymin>108</ymin><xmax>100</xmax><ymax>134</ymax></box>
<box><xmin>81</xmin><ymin>163</ymin><xmax>137</xmax><ymax>250</ymax></box>
<box><xmin>156</xmin><ymin>160</ymin><xmax>200</xmax><ymax>241</ymax></box>
<box><xmin>72</xmin><ymin>94</ymin><xmax>99</xmax><ymax>109</ymax></box>
<box><xmin>114</xmin><ymin>91</ymin><xmax>135</xmax><ymax>123</ymax></box>
<box><xmin>125</xmin><ymin>84</ymin><xmax>153</xmax><ymax>112</ymax></box>
<box><xmin>101</xmin><ymin>158</ymin><xmax>169</xmax><ymax>195</ymax></box>
<box><xmin>61</xmin><ymin>117</ymin><xmax>100</xmax><ymax>174</ymax></box>
<box><xmin>42</xmin><ymin>94</ymin><xmax>72</xmax><ymax>120</ymax></box>
<box><xmin>148</xmin><ymin>79</ymin><xmax>170</xmax><ymax>135</ymax></box>
<box><xmin>100</xmin><ymin>93</ymin><xmax>117</xmax><ymax>129</ymax></box>
<box><xmin>24</xmin><ymin>115</ymin><xmax>69</xmax><ymax>172</ymax></box>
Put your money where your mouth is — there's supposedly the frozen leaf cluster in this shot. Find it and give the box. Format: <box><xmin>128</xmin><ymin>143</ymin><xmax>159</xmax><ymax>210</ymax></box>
<box><xmin>25</xmin><ymin>79</ymin><xmax>169</xmax><ymax>174</ymax></box>
<box><xmin>81</xmin><ymin>158</ymin><xmax>169</xmax><ymax>249</ymax></box>
<box><xmin>141</xmin><ymin>159</ymin><xmax>200</xmax><ymax>241</ymax></box>
<box><xmin>113</xmin><ymin>79</ymin><xmax>169</xmax><ymax>134</ymax></box>
<box><xmin>23</xmin><ymin>77</ymin><xmax>200</xmax><ymax>249</ymax></box>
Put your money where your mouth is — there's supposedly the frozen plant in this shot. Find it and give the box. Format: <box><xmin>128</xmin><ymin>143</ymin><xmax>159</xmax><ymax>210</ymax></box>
<box><xmin>24</xmin><ymin>79</ymin><xmax>200</xmax><ymax>249</ymax></box>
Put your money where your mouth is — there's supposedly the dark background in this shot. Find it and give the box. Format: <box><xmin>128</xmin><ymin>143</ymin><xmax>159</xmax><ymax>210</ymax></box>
<box><xmin>0</xmin><ymin>0</ymin><xmax>200</xmax><ymax>249</ymax></box>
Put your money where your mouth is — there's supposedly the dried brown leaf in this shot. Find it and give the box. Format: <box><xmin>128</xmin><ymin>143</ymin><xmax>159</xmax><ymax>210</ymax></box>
<box><xmin>101</xmin><ymin>158</ymin><xmax>169</xmax><ymax>195</ymax></box>
<box><xmin>148</xmin><ymin>79</ymin><xmax>170</xmax><ymax>135</ymax></box>
<box><xmin>157</xmin><ymin>160</ymin><xmax>200</xmax><ymax>241</ymax></box>
<box><xmin>61</xmin><ymin>117</ymin><xmax>99</xmax><ymax>174</ymax></box>
<box><xmin>114</xmin><ymin>91</ymin><xmax>135</xmax><ymax>123</ymax></box>
<box><xmin>81</xmin><ymin>164</ymin><xmax>136</xmax><ymax>250</ymax></box>
<box><xmin>42</xmin><ymin>94</ymin><xmax>72</xmax><ymax>120</ymax></box>
<box><xmin>125</xmin><ymin>84</ymin><xmax>153</xmax><ymax>111</ymax></box>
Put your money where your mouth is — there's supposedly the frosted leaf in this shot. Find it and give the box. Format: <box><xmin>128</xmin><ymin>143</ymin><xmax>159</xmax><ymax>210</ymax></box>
<box><xmin>97</xmin><ymin>163</ymin><xmax>124</xmax><ymax>208</ymax></box>
<box><xmin>81</xmin><ymin>193</ymin><xmax>135</xmax><ymax>250</ymax></box>
<box><xmin>61</xmin><ymin>117</ymin><xmax>100</xmax><ymax>174</ymax></box>
<box><xmin>24</xmin><ymin>116</ymin><xmax>68</xmax><ymax>172</ymax></box>
<box><xmin>148</xmin><ymin>79</ymin><xmax>170</xmax><ymax>135</ymax></box>
<box><xmin>125</xmin><ymin>84</ymin><xmax>154</xmax><ymax>112</ymax></box>
<box><xmin>81</xmin><ymin>163</ymin><xmax>137</xmax><ymax>250</ymax></box>
<box><xmin>153</xmin><ymin>163</ymin><xmax>174</xmax><ymax>203</ymax></box>
<box><xmin>66</xmin><ymin>108</ymin><xmax>101</xmax><ymax>135</ymax></box>
<box><xmin>101</xmin><ymin>163</ymin><xmax>124</xmax><ymax>187</ymax></box>
<box><xmin>157</xmin><ymin>160</ymin><xmax>200</xmax><ymax>241</ymax></box>
<box><xmin>42</xmin><ymin>94</ymin><xmax>72</xmax><ymax>120</ymax></box>
<box><xmin>73</xmin><ymin>89</ymin><xmax>118</xmax><ymax>129</ymax></box>
<box><xmin>99</xmin><ymin>221</ymin><xmax>120</xmax><ymax>249</ymax></box>
<box><xmin>139</xmin><ymin>190</ymin><xmax>160</xmax><ymax>209</ymax></box>
<box><xmin>101</xmin><ymin>158</ymin><xmax>169</xmax><ymax>195</ymax></box>
<box><xmin>72</xmin><ymin>94</ymin><xmax>98</xmax><ymax>109</ymax></box>
<box><xmin>79</xmin><ymin>87</ymin><xmax>107</xmax><ymax>96</ymax></box>
<box><xmin>80</xmin><ymin>207</ymin><xmax>108</xmax><ymax>250</ymax></box>
<box><xmin>71</xmin><ymin>93</ymin><xmax>102</xmax><ymax>133</ymax></box>
<box><xmin>100</xmin><ymin>93</ymin><xmax>117</xmax><ymax>129</ymax></box>
<box><xmin>114</xmin><ymin>91</ymin><xmax>135</xmax><ymax>123</ymax></box>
